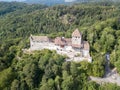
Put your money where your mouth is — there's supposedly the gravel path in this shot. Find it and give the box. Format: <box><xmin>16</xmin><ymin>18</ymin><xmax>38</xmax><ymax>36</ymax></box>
<box><xmin>90</xmin><ymin>74</ymin><xmax>120</xmax><ymax>86</ymax></box>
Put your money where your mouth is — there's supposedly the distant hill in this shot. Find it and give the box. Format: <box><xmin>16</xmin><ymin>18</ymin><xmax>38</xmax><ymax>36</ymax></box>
<box><xmin>0</xmin><ymin>0</ymin><xmax>119</xmax><ymax>6</ymax></box>
<box><xmin>24</xmin><ymin>0</ymin><xmax>120</xmax><ymax>5</ymax></box>
<box><xmin>24</xmin><ymin>0</ymin><xmax>65</xmax><ymax>5</ymax></box>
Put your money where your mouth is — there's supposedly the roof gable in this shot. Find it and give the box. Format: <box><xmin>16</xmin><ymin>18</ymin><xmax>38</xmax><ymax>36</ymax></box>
<box><xmin>72</xmin><ymin>28</ymin><xmax>82</xmax><ymax>37</ymax></box>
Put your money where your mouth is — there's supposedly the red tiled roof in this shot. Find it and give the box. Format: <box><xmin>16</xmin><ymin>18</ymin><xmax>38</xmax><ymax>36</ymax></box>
<box><xmin>72</xmin><ymin>28</ymin><xmax>82</xmax><ymax>37</ymax></box>
<box><xmin>55</xmin><ymin>37</ymin><xmax>72</xmax><ymax>46</ymax></box>
<box><xmin>72</xmin><ymin>44</ymin><xmax>82</xmax><ymax>48</ymax></box>
<box><xmin>64</xmin><ymin>38</ymin><xmax>72</xmax><ymax>45</ymax></box>
<box><xmin>55</xmin><ymin>37</ymin><xmax>66</xmax><ymax>45</ymax></box>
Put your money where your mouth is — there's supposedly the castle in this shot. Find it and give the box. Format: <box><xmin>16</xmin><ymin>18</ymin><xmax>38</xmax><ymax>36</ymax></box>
<box><xmin>30</xmin><ymin>28</ymin><xmax>92</xmax><ymax>62</ymax></box>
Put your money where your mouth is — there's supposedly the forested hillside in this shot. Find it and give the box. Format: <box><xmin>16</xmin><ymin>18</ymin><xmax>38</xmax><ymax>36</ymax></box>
<box><xmin>0</xmin><ymin>2</ymin><xmax>120</xmax><ymax>90</ymax></box>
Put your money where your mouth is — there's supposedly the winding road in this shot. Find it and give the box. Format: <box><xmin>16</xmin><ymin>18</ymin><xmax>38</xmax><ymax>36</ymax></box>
<box><xmin>90</xmin><ymin>53</ymin><xmax>120</xmax><ymax>86</ymax></box>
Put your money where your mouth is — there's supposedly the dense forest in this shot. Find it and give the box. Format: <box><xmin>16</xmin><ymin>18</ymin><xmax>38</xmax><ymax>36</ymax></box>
<box><xmin>0</xmin><ymin>2</ymin><xmax>120</xmax><ymax>90</ymax></box>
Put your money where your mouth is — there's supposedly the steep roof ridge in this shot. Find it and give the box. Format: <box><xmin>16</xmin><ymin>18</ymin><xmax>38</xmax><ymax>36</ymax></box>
<box><xmin>72</xmin><ymin>28</ymin><xmax>82</xmax><ymax>37</ymax></box>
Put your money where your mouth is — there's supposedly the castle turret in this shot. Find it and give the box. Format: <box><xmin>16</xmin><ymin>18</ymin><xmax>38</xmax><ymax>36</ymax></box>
<box><xmin>72</xmin><ymin>28</ymin><xmax>82</xmax><ymax>48</ymax></box>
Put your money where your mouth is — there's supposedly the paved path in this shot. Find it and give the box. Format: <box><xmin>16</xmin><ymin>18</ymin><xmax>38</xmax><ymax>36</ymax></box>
<box><xmin>90</xmin><ymin>53</ymin><xmax>120</xmax><ymax>86</ymax></box>
<box><xmin>90</xmin><ymin>68</ymin><xmax>120</xmax><ymax>86</ymax></box>
<box><xmin>90</xmin><ymin>75</ymin><xmax>120</xmax><ymax>86</ymax></box>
